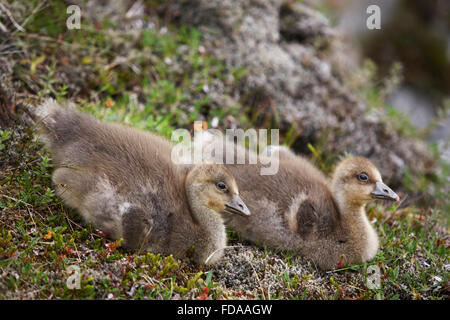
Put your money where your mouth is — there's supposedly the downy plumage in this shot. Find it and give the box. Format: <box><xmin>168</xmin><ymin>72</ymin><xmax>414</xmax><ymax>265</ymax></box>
<box><xmin>35</xmin><ymin>99</ymin><xmax>251</xmax><ymax>265</ymax></box>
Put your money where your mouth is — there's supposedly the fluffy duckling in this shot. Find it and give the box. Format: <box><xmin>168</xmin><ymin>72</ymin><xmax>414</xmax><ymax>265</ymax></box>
<box><xmin>34</xmin><ymin>99</ymin><xmax>250</xmax><ymax>265</ymax></box>
<box><xmin>205</xmin><ymin>142</ymin><xmax>399</xmax><ymax>270</ymax></box>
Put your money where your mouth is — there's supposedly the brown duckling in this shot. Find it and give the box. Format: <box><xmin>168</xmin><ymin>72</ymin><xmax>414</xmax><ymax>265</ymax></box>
<box><xmin>199</xmin><ymin>139</ymin><xmax>399</xmax><ymax>269</ymax></box>
<box><xmin>35</xmin><ymin>99</ymin><xmax>250</xmax><ymax>265</ymax></box>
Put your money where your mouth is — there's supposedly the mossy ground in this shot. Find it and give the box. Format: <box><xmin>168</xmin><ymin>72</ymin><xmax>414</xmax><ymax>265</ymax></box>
<box><xmin>0</xmin><ymin>1</ymin><xmax>448</xmax><ymax>299</ymax></box>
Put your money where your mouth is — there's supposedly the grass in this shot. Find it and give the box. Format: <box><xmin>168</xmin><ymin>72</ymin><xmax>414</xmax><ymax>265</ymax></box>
<box><xmin>0</xmin><ymin>128</ymin><xmax>218</xmax><ymax>299</ymax></box>
<box><xmin>0</xmin><ymin>0</ymin><xmax>448</xmax><ymax>300</ymax></box>
<box><xmin>2</xmin><ymin>124</ymin><xmax>447</xmax><ymax>299</ymax></box>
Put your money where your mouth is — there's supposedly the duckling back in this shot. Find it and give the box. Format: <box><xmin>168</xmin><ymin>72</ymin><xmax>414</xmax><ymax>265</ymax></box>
<box><xmin>35</xmin><ymin>99</ymin><xmax>181</xmax><ymax>253</ymax></box>
<box><xmin>35</xmin><ymin>99</ymin><xmax>174</xmax><ymax>177</ymax></box>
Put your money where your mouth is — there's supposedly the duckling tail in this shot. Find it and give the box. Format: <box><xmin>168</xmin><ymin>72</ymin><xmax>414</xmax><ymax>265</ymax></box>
<box><xmin>34</xmin><ymin>98</ymin><xmax>95</xmax><ymax>149</ymax></box>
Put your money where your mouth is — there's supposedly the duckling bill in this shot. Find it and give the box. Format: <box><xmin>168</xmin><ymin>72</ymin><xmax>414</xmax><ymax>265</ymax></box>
<box><xmin>224</xmin><ymin>194</ymin><xmax>251</xmax><ymax>216</ymax></box>
<box><xmin>371</xmin><ymin>181</ymin><xmax>399</xmax><ymax>201</ymax></box>
<box><xmin>34</xmin><ymin>99</ymin><xmax>250</xmax><ymax>265</ymax></box>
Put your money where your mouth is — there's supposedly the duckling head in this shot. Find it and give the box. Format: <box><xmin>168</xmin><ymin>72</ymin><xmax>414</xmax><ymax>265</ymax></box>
<box><xmin>185</xmin><ymin>164</ymin><xmax>251</xmax><ymax>219</ymax></box>
<box><xmin>331</xmin><ymin>157</ymin><xmax>399</xmax><ymax>209</ymax></box>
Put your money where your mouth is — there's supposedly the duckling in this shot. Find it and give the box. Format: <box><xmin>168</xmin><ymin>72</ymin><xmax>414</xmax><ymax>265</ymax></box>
<box><xmin>34</xmin><ymin>99</ymin><xmax>250</xmax><ymax>265</ymax></box>
<box><xmin>199</xmin><ymin>139</ymin><xmax>399</xmax><ymax>269</ymax></box>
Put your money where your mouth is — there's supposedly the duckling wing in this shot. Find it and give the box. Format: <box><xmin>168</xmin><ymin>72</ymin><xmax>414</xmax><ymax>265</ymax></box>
<box><xmin>122</xmin><ymin>204</ymin><xmax>154</xmax><ymax>250</ymax></box>
<box><xmin>296</xmin><ymin>194</ymin><xmax>339</xmax><ymax>239</ymax></box>
<box><xmin>296</xmin><ymin>201</ymin><xmax>317</xmax><ymax>238</ymax></box>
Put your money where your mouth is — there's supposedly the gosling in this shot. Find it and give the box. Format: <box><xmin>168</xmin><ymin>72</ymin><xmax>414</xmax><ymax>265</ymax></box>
<box><xmin>198</xmin><ymin>139</ymin><xmax>399</xmax><ymax>270</ymax></box>
<box><xmin>34</xmin><ymin>99</ymin><xmax>250</xmax><ymax>265</ymax></box>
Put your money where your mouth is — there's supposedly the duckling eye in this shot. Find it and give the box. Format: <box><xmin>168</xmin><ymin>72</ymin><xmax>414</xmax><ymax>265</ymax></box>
<box><xmin>216</xmin><ymin>182</ymin><xmax>228</xmax><ymax>191</ymax></box>
<box><xmin>358</xmin><ymin>173</ymin><xmax>369</xmax><ymax>182</ymax></box>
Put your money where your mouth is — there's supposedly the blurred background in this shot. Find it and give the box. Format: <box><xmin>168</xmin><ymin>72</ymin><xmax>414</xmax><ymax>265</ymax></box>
<box><xmin>317</xmin><ymin>0</ymin><xmax>449</xmax><ymax>160</ymax></box>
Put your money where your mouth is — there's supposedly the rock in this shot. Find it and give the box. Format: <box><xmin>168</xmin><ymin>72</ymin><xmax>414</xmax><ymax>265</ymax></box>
<box><xmin>176</xmin><ymin>0</ymin><xmax>434</xmax><ymax>185</ymax></box>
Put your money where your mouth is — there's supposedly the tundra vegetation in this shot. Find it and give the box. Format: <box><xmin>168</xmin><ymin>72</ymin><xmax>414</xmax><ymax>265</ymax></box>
<box><xmin>0</xmin><ymin>1</ymin><xmax>448</xmax><ymax>299</ymax></box>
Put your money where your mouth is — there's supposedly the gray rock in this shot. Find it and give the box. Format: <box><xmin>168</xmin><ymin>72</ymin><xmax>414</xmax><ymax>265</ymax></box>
<box><xmin>177</xmin><ymin>0</ymin><xmax>434</xmax><ymax>185</ymax></box>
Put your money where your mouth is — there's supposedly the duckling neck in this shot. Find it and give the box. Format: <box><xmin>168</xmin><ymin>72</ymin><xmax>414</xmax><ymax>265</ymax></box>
<box><xmin>196</xmin><ymin>206</ymin><xmax>227</xmax><ymax>264</ymax></box>
<box><xmin>192</xmin><ymin>205</ymin><xmax>226</xmax><ymax>235</ymax></box>
<box><xmin>185</xmin><ymin>192</ymin><xmax>226</xmax><ymax>264</ymax></box>
<box><xmin>332</xmin><ymin>188</ymin><xmax>379</xmax><ymax>260</ymax></box>
<box><xmin>335</xmin><ymin>193</ymin><xmax>364</xmax><ymax>216</ymax></box>
<box><xmin>332</xmin><ymin>187</ymin><xmax>368</xmax><ymax>222</ymax></box>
